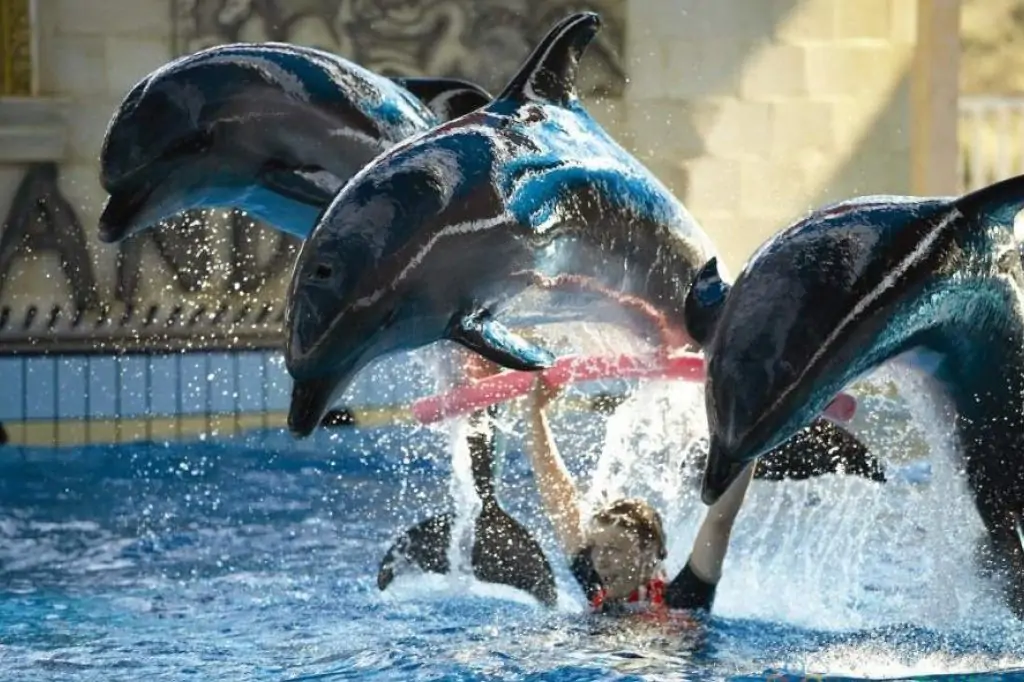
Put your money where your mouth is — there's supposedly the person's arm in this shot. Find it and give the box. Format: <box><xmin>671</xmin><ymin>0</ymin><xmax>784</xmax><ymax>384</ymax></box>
<box><xmin>523</xmin><ymin>379</ymin><xmax>587</xmax><ymax>556</ymax></box>
<box><xmin>665</xmin><ymin>461</ymin><xmax>756</xmax><ymax>610</ymax></box>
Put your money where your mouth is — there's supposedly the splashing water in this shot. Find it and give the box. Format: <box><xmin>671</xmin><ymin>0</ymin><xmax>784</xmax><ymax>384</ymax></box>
<box><xmin>429</xmin><ymin>322</ymin><xmax>1021</xmax><ymax>634</ymax></box>
<box><xmin>446</xmin><ymin>415</ymin><xmax>481</xmax><ymax>577</ymax></box>
<box><xmin>583</xmin><ymin>380</ymin><xmax>708</xmax><ymax>569</ymax></box>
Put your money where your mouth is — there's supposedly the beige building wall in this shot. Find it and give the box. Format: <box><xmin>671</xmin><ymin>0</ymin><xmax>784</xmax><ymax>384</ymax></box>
<box><xmin>614</xmin><ymin>0</ymin><xmax>920</xmax><ymax>274</ymax></box>
<box><xmin>0</xmin><ymin>0</ymin><xmax>950</xmax><ymax>312</ymax></box>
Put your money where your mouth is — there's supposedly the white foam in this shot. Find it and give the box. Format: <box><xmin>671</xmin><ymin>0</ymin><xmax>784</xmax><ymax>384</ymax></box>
<box><xmin>380</xmin><ymin>571</ymin><xmax>582</xmax><ymax>612</ymax></box>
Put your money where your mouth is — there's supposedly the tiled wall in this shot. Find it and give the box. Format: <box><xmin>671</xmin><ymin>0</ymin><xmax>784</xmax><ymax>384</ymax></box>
<box><xmin>0</xmin><ymin>349</ymin><xmax>441</xmax><ymax>447</ymax></box>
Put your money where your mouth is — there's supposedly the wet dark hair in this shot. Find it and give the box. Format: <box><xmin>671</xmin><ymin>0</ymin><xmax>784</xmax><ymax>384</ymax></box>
<box><xmin>590</xmin><ymin>498</ymin><xmax>667</xmax><ymax>561</ymax></box>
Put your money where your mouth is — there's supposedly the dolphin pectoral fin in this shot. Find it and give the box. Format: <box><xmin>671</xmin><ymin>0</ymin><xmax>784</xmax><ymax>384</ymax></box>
<box><xmin>496</xmin><ymin>12</ymin><xmax>600</xmax><ymax>107</ymax></box>
<box><xmin>392</xmin><ymin>77</ymin><xmax>493</xmax><ymax>120</ymax></box>
<box><xmin>378</xmin><ymin>513</ymin><xmax>453</xmax><ymax>591</ymax></box>
<box><xmin>258</xmin><ymin>165</ymin><xmax>341</xmax><ymax>208</ymax></box>
<box><xmin>684</xmin><ymin>257</ymin><xmax>731</xmax><ymax>347</ymax></box>
<box><xmin>447</xmin><ymin>312</ymin><xmax>555</xmax><ymax>371</ymax></box>
<box><xmin>755</xmin><ymin>418</ymin><xmax>886</xmax><ymax>483</ymax></box>
<box><xmin>377</xmin><ymin>508</ymin><xmax>558</xmax><ymax>607</ymax></box>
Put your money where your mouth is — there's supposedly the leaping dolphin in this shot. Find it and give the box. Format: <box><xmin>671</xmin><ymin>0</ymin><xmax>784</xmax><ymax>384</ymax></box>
<box><xmin>98</xmin><ymin>43</ymin><xmax>492</xmax><ymax>242</ymax></box>
<box><xmin>283</xmin><ymin>11</ymin><xmax>720</xmax><ymax>436</ymax></box>
<box><xmin>686</xmin><ymin>174</ymin><xmax>1024</xmax><ymax>616</ymax></box>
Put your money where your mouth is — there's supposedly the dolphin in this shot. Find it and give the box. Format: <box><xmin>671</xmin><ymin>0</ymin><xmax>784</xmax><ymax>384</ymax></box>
<box><xmin>686</xmin><ymin>174</ymin><xmax>1024</xmax><ymax>614</ymax></box>
<box><xmin>377</xmin><ymin>406</ymin><xmax>558</xmax><ymax>605</ymax></box>
<box><xmin>98</xmin><ymin>42</ymin><xmax>492</xmax><ymax>242</ymax></box>
<box><xmin>283</xmin><ymin>11</ymin><xmax>722</xmax><ymax>436</ymax></box>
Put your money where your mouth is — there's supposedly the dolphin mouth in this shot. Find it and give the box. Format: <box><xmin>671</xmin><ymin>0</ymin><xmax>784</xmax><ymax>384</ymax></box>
<box><xmin>700</xmin><ymin>436</ymin><xmax>750</xmax><ymax>505</ymax></box>
<box><xmin>98</xmin><ymin>184</ymin><xmax>154</xmax><ymax>243</ymax></box>
<box><xmin>287</xmin><ymin>376</ymin><xmax>339</xmax><ymax>438</ymax></box>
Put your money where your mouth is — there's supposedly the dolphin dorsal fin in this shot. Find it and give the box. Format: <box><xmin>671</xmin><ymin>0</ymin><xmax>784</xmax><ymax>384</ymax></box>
<box><xmin>393</xmin><ymin>77</ymin><xmax>493</xmax><ymax>120</ymax></box>
<box><xmin>684</xmin><ymin>257</ymin><xmax>731</xmax><ymax>348</ymax></box>
<box><xmin>495</xmin><ymin>12</ymin><xmax>601</xmax><ymax>107</ymax></box>
<box><xmin>955</xmin><ymin>172</ymin><xmax>1024</xmax><ymax>229</ymax></box>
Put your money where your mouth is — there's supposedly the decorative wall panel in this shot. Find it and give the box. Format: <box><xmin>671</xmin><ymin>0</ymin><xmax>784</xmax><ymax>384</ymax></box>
<box><xmin>172</xmin><ymin>0</ymin><xmax>626</xmax><ymax>97</ymax></box>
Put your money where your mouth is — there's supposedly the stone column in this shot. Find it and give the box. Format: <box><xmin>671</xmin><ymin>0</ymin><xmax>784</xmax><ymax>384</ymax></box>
<box><xmin>912</xmin><ymin>0</ymin><xmax>960</xmax><ymax>196</ymax></box>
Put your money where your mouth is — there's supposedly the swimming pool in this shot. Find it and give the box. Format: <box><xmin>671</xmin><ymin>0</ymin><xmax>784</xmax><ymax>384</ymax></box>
<box><xmin>3</xmin><ymin>380</ymin><xmax>1024</xmax><ymax>681</ymax></box>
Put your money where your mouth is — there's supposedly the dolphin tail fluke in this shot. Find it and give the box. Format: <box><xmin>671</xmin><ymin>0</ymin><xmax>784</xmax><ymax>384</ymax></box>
<box><xmin>392</xmin><ymin>77</ymin><xmax>493</xmax><ymax>121</ymax></box>
<box><xmin>683</xmin><ymin>257</ymin><xmax>731</xmax><ymax>347</ymax></box>
<box><xmin>496</xmin><ymin>12</ymin><xmax>601</xmax><ymax>106</ymax></box>
<box><xmin>377</xmin><ymin>513</ymin><xmax>453</xmax><ymax>590</ymax></box>
<box><xmin>376</xmin><ymin>508</ymin><xmax>558</xmax><ymax>607</ymax></box>
<box><xmin>754</xmin><ymin>418</ymin><xmax>886</xmax><ymax>483</ymax></box>
<box><xmin>956</xmin><ymin>172</ymin><xmax>1024</xmax><ymax>227</ymax></box>
<box><xmin>377</xmin><ymin>407</ymin><xmax>558</xmax><ymax>605</ymax></box>
<box><xmin>447</xmin><ymin>310</ymin><xmax>555</xmax><ymax>371</ymax></box>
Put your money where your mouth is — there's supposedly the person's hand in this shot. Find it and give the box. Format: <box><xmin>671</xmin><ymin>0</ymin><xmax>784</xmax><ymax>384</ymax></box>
<box><xmin>462</xmin><ymin>351</ymin><xmax>502</xmax><ymax>382</ymax></box>
<box><xmin>529</xmin><ymin>376</ymin><xmax>562</xmax><ymax>413</ymax></box>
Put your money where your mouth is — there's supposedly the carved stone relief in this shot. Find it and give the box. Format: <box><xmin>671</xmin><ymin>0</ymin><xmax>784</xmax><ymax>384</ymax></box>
<box><xmin>0</xmin><ymin>163</ymin><xmax>100</xmax><ymax>312</ymax></box>
<box><xmin>172</xmin><ymin>0</ymin><xmax>626</xmax><ymax>98</ymax></box>
<box><xmin>0</xmin><ymin>166</ymin><xmax>297</xmax><ymax>353</ymax></box>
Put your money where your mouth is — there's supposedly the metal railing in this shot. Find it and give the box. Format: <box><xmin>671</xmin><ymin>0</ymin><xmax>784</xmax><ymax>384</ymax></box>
<box><xmin>0</xmin><ymin>301</ymin><xmax>295</xmax><ymax>447</ymax></box>
<box><xmin>958</xmin><ymin>96</ymin><xmax>1024</xmax><ymax>193</ymax></box>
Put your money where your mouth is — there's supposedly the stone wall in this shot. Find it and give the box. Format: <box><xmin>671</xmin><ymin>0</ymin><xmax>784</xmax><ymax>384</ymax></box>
<box><xmin>620</xmin><ymin>0</ymin><xmax>919</xmax><ymax>273</ymax></box>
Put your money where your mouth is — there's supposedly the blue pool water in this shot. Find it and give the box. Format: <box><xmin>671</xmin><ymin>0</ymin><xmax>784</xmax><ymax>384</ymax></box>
<box><xmin>4</xmin><ymin>384</ymin><xmax>1024</xmax><ymax>681</ymax></box>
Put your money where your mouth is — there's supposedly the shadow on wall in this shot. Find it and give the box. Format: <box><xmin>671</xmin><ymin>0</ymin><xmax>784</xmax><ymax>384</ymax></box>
<box><xmin>813</xmin><ymin>71</ymin><xmax>913</xmax><ymax>207</ymax></box>
<box><xmin>625</xmin><ymin>1</ymin><xmax>914</xmax><ymax>258</ymax></box>
<box><xmin>621</xmin><ymin>0</ymin><xmax>802</xmax><ymax>199</ymax></box>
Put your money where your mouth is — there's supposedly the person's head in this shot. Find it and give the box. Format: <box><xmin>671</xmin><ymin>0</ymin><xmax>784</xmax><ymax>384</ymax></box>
<box><xmin>585</xmin><ymin>498</ymin><xmax>667</xmax><ymax>600</ymax></box>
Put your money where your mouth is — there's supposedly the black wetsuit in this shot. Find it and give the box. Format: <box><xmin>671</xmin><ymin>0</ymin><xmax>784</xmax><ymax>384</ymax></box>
<box><xmin>570</xmin><ymin>546</ymin><xmax>717</xmax><ymax>613</ymax></box>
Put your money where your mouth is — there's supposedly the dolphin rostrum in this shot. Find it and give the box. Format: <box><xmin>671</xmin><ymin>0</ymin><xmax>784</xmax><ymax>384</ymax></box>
<box><xmin>98</xmin><ymin>42</ymin><xmax>491</xmax><ymax>242</ymax></box>
<box><xmin>687</xmin><ymin>174</ymin><xmax>1024</xmax><ymax>615</ymax></box>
